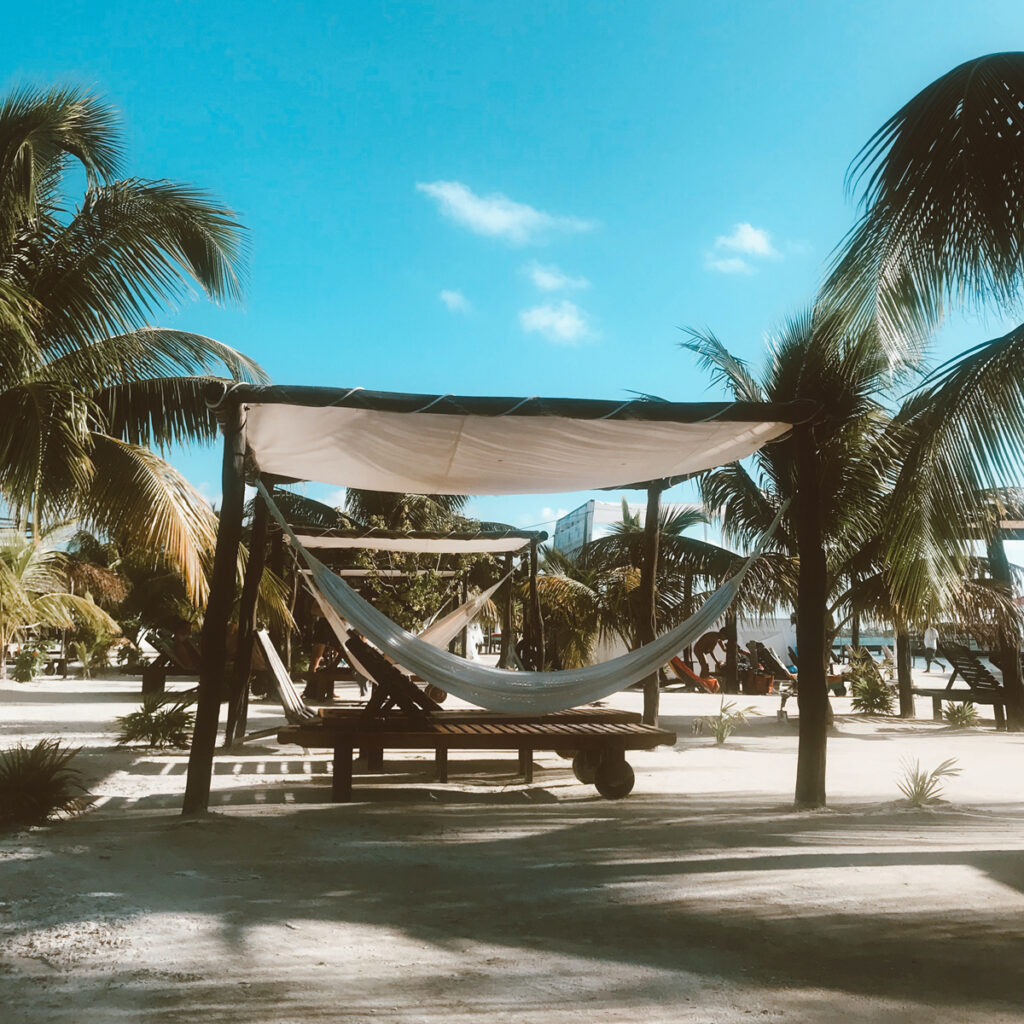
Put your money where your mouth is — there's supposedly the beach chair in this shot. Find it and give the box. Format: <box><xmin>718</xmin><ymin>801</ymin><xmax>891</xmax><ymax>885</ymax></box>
<box><xmin>911</xmin><ymin>642</ymin><xmax>1007</xmax><ymax>728</ymax></box>
<box><xmin>666</xmin><ymin>656</ymin><xmax>719</xmax><ymax>693</ymax></box>
<box><xmin>140</xmin><ymin>631</ymin><xmax>200</xmax><ymax>696</ymax></box>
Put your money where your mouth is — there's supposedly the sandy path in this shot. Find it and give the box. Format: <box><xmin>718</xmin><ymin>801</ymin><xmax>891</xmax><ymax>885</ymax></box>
<box><xmin>2</xmin><ymin>672</ymin><xmax>1023</xmax><ymax>1022</ymax></box>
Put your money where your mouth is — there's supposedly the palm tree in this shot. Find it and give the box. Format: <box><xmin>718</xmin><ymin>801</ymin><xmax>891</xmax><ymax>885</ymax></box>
<box><xmin>0</xmin><ymin>527</ymin><xmax>118</xmax><ymax>677</ymax></box>
<box><xmin>824</xmin><ymin>52</ymin><xmax>1024</xmax><ymax>727</ymax></box>
<box><xmin>685</xmin><ymin>311</ymin><xmax>909</xmax><ymax>806</ymax></box>
<box><xmin>0</xmin><ymin>86</ymin><xmax>267</xmax><ymax>603</ymax></box>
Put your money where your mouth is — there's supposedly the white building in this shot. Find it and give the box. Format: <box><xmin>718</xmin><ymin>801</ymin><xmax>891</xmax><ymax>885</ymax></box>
<box><xmin>552</xmin><ymin>499</ymin><xmax>704</xmax><ymax>554</ymax></box>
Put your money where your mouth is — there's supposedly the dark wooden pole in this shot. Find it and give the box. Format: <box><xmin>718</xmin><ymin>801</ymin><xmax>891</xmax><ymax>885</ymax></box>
<box><xmin>722</xmin><ymin>611</ymin><xmax>739</xmax><ymax>694</ymax></box>
<box><xmin>224</xmin><ymin>489</ymin><xmax>268</xmax><ymax>746</ymax></box>
<box><xmin>528</xmin><ymin>540</ymin><xmax>544</xmax><ymax>669</ymax></box>
<box><xmin>850</xmin><ymin>573</ymin><xmax>861</xmax><ymax>649</ymax></box>
<box><xmin>682</xmin><ymin>574</ymin><xmax>694</xmax><ymax>670</ymax></box>
<box><xmin>268</xmin><ymin>520</ymin><xmax>284</xmax><ymax>651</ymax></box>
<box><xmin>183</xmin><ymin>400</ymin><xmax>246</xmax><ymax>815</ymax></box>
<box><xmin>498</xmin><ymin>553</ymin><xmax>513</xmax><ymax>668</ymax></box>
<box><xmin>639</xmin><ymin>484</ymin><xmax>663</xmax><ymax>725</ymax></box>
<box><xmin>793</xmin><ymin>422</ymin><xmax>829</xmax><ymax>810</ymax></box>
<box><xmin>895</xmin><ymin>625</ymin><xmax>914</xmax><ymax>718</ymax></box>
<box><xmin>459</xmin><ymin>576</ymin><xmax>469</xmax><ymax>657</ymax></box>
<box><xmin>988</xmin><ymin>531</ymin><xmax>1024</xmax><ymax>730</ymax></box>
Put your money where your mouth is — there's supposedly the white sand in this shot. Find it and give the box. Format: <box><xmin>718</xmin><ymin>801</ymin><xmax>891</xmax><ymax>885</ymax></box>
<box><xmin>2</xmin><ymin>668</ymin><xmax>1024</xmax><ymax>1023</ymax></box>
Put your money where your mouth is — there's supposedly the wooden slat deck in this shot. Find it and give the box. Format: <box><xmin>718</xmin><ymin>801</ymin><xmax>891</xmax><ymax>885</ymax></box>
<box><xmin>278</xmin><ymin>717</ymin><xmax>676</xmax><ymax>801</ymax></box>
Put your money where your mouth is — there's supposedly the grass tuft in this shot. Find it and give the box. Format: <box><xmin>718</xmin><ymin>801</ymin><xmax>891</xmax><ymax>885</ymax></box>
<box><xmin>942</xmin><ymin>701</ymin><xmax>980</xmax><ymax>727</ymax></box>
<box><xmin>896</xmin><ymin>756</ymin><xmax>961</xmax><ymax>807</ymax></box>
<box><xmin>703</xmin><ymin>699</ymin><xmax>758</xmax><ymax>745</ymax></box>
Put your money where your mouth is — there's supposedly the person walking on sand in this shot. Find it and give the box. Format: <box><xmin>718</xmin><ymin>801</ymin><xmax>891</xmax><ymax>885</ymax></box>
<box><xmin>923</xmin><ymin>623</ymin><xmax>943</xmax><ymax>672</ymax></box>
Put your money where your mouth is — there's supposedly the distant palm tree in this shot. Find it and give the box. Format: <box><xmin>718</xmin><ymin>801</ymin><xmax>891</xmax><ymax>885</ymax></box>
<box><xmin>0</xmin><ymin>527</ymin><xmax>118</xmax><ymax>677</ymax></box>
<box><xmin>0</xmin><ymin>86</ymin><xmax>267</xmax><ymax>603</ymax></box>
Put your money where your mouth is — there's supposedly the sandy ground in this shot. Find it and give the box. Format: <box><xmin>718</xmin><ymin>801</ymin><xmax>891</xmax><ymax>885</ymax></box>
<box><xmin>2</xmin><ymin>666</ymin><xmax>1024</xmax><ymax>1023</ymax></box>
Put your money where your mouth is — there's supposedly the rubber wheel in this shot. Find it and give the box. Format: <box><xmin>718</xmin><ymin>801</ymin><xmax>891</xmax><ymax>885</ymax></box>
<box><xmin>424</xmin><ymin>685</ymin><xmax>448</xmax><ymax>704</ymax></box>
<box><xmin>594</xmin><ymin>757</ymin><xmax>635</xmax><ymax>799</ymax></box>
<box><xmin>572</xmin><ymin>750</ymin><xmax>602</xmax><ymax>784</ymax></box>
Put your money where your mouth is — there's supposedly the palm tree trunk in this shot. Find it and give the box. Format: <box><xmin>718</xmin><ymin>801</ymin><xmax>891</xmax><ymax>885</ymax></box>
<box><xmin>793</xmin><ymin>423</ymin><xmax>829</xmax><ymax>809</ymax></box>
<box><xmin>896</xmin><ymin>626</ymin><xmax>914</xmax><ymax>717</ymax></box>
<box><xmin>183</xmin><ymin>400</ymin><xmax>245</xmax><ymax>816</ymax></box>
<box><xmin>640</xmin><ymin>484</ymin><xmax>662</xmax><ymax>724</ymax></box>
<box><xmin>528</xmin><ymin>540</ymin><xmax>544</xmax><ymax>669</ymax></box>
<box><xmin>988</xmin><ymin>532</ymin><xmax>1024</xmax><ymax>730</ymax></box>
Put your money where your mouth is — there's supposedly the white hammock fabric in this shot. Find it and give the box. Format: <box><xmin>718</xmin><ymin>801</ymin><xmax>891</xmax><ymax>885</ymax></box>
<box><xmin>260</xmin><ymin>483</ymin><xmax>777</xmax><ymax>713</ymax></box>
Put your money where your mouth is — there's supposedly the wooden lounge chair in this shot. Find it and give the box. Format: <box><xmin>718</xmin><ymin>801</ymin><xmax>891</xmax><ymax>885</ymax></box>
<box><xmin>666</xmin><ymin>656</ymin><xmax>719</xmax><ymax>693</ymax></box>
<box><xmin>276</xmin><ymin>629</ymin><xmax>674</xmax><ymax>800</ymax></box>
<box><xmin>911</xmin><ymin>642</ymin><xmax>1007</xmax><ymax>728</ymax></box>
<box><xmin>140</xmin><ymin>632</ymin><xmax>200</xmax><ymax>696</ymax></box>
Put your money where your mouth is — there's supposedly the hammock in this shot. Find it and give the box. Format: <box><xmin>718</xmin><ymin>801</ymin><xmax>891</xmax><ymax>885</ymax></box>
<box><xmin>260</xmin><ymin>482</ymin><xmax>780</xmax><ymax>713</ymax></box>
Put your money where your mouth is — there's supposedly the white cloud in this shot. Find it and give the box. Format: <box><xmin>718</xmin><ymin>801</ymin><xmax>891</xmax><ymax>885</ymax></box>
<box><xmin>519</xmin><ymin>300</ymin><xmax>593</xmax><ymax>344</ymax></box>
<box><xmin>526</xmin><ymin>261</ymin><xmax>590</xmax><ymax>292</ymax></box>
<box><xmin>323</xmin><ymin>488</ymin><xmax>347</xmax><ymax>510</ymax></box>
<box><xmin>714</xmin><ymin>222</ymin><xmax>780</xmax><ymax>257</ymax></box>
<box><xmin>705</xmin><ymin>255</ymin><xmax>754</xmax><ymax>275</ymax></box>
<box><xmin>439</xmin><ymin>288</ymin><xmax>470</xmax><ymax>313</ymax></box>
<box><xmin>517</xmin><ymin>506</ymin><xmax>569</xmax><ymax>527</ymax></box>
<box><xmin>416</xmin><ymin>180</ymin><xmax>594</xmax><ymax>244</ymax></box>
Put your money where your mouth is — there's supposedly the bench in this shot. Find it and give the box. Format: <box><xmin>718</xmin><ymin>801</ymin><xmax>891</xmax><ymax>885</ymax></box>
<box><xmin>278</xmin><ymin>712</ymin><xmax>674</xmax><ymax>801</ymax></box>
<box><xmin>911</xmin><ymin>642</ymin><xmax>1006</xmax><ymax>728</ymax></box>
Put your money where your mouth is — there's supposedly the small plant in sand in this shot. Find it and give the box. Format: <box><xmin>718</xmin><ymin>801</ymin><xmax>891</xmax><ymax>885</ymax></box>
<box><xmin>703</xmin><ymin>699</ymin><xmax>758</xmax><ymax>745</ymax></box>
<box><xmin>0</xmin><ymin>739</ymin><xmax>89</xmax><ymax>826</ymax></box>
<box><xmin>896</xmin><ymin>756</ymin><xmax>961</xmax><ymax>807</ymax></box>
<box><xmin>850</xmin><ymin>672</ymin><xmax>896</xmax><ymax>715</ymax></box>
<box><xmin>943</xmin><ymin>701</ymin><xmax>980</xmax><ymax>728</ymax></box>
<box><xmin>117</xmin><ymin>695</ymin><xmax>196</xmax><ymax>748</ymax></box>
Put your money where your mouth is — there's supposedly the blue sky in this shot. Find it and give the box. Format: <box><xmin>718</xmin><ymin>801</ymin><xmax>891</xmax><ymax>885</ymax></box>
<box><xmin>8</xmin><ymin>1</ymin><xmax>1024</xmax><ymax>541</ymax></box>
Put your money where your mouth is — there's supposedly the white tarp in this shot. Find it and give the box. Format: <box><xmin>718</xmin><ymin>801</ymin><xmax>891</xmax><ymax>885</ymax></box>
<box><xmin>244</xmin><ymin>404</ymin><xmax>792</xmax><ymax>494</ymax></box>
<box><xmin>294</xmin><ymin>533</ymin><xmax>532</xmax><ymax>554</ymax></box>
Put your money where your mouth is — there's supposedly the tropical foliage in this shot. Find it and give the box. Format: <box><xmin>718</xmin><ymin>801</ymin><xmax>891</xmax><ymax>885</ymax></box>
<box><xmin>0</xmin><ymin>527</ymin><xmax>118</xmax><ymax>678</ymax></box>
<box><xmin>117</xmin><ymin>695</ymin><xmax>195</xmax><ymax>748</ymax></box>
<box><xmin>0</xmin><ymin>86</ymin><xmax>267</xmax><ymax>604</ymax></box>
<box><xmin>0</xmin><ymin>739</ymin><xmax>88</xmax><ymax>826</ymax></box>
<box><xmin>896</xmin><ymin>756</ymin><xmax>961</xmax><ymax>807</ymax></box>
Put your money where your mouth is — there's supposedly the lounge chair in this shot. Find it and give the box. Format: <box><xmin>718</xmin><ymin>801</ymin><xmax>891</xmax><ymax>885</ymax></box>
<box><xmin>911</xmin><ymin>642</ymin><xmax>1007</xmax><ymax>728</ymax></box>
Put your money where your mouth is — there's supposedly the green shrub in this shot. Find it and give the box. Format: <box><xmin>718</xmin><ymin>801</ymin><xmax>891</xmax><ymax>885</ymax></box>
<box><xmin>703</xmin><ymin>699</ymin><xmax>758</xmax><ymax>745</ymax></box>
<box><xmin>12</xmin><ymin>647</ymin><xmax>44</xmax><ymax>683</ymax></box>
<box><xmin>896</xmin><ymin>756</ymin><xmax>961</xmax><ymax>807</ymax></box>
<box><xmin>943</xmin><ymin>701</ymin><xmax>980</xmax><ymax>727</ymax></box>
<box><xmin>850</xmin><ymin>673</ymin><xmax>896</xmax><ymax>714</ymax></box>
<box><xmin>0</xmin><ymin>740</ymin><xmax>89</xmax><ymax>826</ymax></box>
<box><xmin>117</xmin><ymin>695</ymin><xmax>195</xmax><ymax>748</ymax></box>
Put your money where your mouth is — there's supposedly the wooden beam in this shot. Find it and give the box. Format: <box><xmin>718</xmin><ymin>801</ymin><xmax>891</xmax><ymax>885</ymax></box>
<box><xmin>224</xmin><ymin>486</ymin><xmax>269</xmax><ymax>746</ymax></box>
<box><xmin>988</xmin><ymin>531</ymin><xmax>1024</xmax><ymax>730</ymax></box>
<box><xmin>498</xmin><ymin>553</ymin><xmax>514</xmax><ymax>669</ymax></box>
<box><xmin>183</xmin><ymin>400</ymin><xmax>246</xmax><ymax>815</ymax></box>
<box><xmin>639</xmin><ymin>483</ymin><xmax>663</xmax><ymax>725</ymax></box>
<box><xmin>529</xmin><ymin>539</ymin><xmax>545</xmax><ymax>669</ymax></box>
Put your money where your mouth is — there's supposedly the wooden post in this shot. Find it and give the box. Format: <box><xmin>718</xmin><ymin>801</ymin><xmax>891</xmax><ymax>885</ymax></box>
<box><xmin>183</xmin><ymin>399</ymin><xmax>246</xmax><ymax>815</ymax></box>
<box><xmin>988</xmin><ymin>531</ymin><xmax>1024</xmax><ymax>730</ymax></box>
<box><xmin>850</xmin><ymin>573</ymin><xmax>860</xmax><ymax>649</ymax></box>
<box><xmin>528</xmin><ymin>540</ymin><xmax>544</xmax><ymax>669</ymax></box>
<box><xmin>639</xmin><ymin>483</ymin><xmax>662</xmax><ymax>725</ymax></box>
<box><xmin>722</xmin><ymin>611</ymin><xmax>739</xmax><ymax>694</ymax></box>
<box><xmin>224</xmin><ymin>488</ymin><xmax>268</xmax><ymax>746</ymax></box>
<box><xmin>459</xmin><ymin>576</ymin><xmax>469</xmax><ymax>657</ymax></box>
<box><xmin>793</xmin><ymin>422</ymin><xmax>829</xmax><ymax>810</ymax></box>
<box><xmin>896</xmin><ymin>626</ymin><xmax>914</xmax><ymax>718</ymax></box>
<box><xmin>498</xmin><ymin>553</ymin><xmax>514</xmax><ymax>668</ymax></box>
<box><xmin>268</xmin><ymin>520</ymin><xmax>284</xmax><ymax>653</ymax></box>
<box><xmin>682</xmin><ymin>574</ymin><xmax>694</xmax><ymax>670</ymax></box>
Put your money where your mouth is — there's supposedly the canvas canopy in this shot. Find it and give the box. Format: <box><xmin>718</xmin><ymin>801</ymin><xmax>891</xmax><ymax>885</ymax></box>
<box><xmin>294</xmin><ymin>527</ymin><xmax>545</xmax><ymax>555</ymax></box>
<box><xmin>230</xmin><ymin>385</ymin><xmax>813</xmax><ymax>495</ymax></box>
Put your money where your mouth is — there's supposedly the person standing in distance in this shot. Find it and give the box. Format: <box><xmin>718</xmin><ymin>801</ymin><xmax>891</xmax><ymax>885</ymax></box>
<box><xmin>923</xmin><ymin>623</ymin><xmax>943</xmax><ymax>672</ymax></box>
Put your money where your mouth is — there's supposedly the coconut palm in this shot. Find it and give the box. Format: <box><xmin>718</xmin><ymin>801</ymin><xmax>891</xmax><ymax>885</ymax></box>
<box><xmin>0</xmin><ymin>86</ymin><xmax>267</xmax><ymax>603</ymax></box>
<box><xmin>685</xmin><ymin>310</ymin><xmax>910</xmax><ymax>806</ymax></box>
<box><xmin>0</xmin><ymin>527</ymin><xmax>118</xmax><ymax>677</ymax></box>
<box><xmin>824</xmin><ymin>52</ymin><xmax>1024</xmax><ymax>726</ymax></box>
